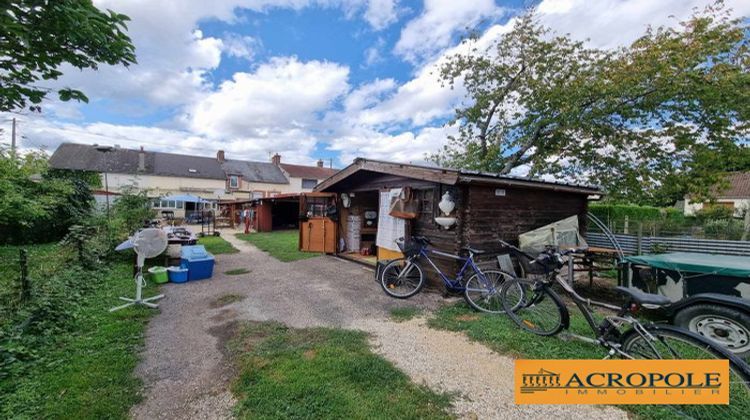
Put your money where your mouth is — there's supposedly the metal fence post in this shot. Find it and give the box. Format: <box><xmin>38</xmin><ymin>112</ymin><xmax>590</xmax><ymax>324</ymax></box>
<box><xmin>19</xmin><ymin>249</ymin><xmax>30</xmax><ymax>302</ymax></box>
<box><xmin>636</xmin><ymin>222</ymin><xmax>643</xmax><ymax>254</ymax></box>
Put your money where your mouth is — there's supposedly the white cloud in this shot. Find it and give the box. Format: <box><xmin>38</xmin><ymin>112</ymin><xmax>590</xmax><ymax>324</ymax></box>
<box><xmin>364</xmin><ymin>0</ymin><xmax>399</xmax><ymax>30</ymax></box>
<box><xmin>189</xmin><ymin>56</ymin><xmax>349</xmax><ymax>141</ymax></box>
<box><xmin>394</xmin><ymin>0</ymin><xmax>504</xmax><ymax>63</ymax></box>
<box><xmin>28</xmin><ymin>0</ymin><xmax>750</xmax><ymax>169</ymax></box>
<box><xmin>329</xmin><ymin>124</ymin><xmax>457</xmax><ymax>165</ymax></box>
<box><xmin>222</xmin><ymin>34</ymin><xmax>262</xmax><ymax>61</ymax></box>
<box><xmin>363</xmin><ymin>37</ymin><xmax>386</xmax><ymax>67</ymax></box>
<box><xmin>536</xmin><ymin>0</ymin><xmax>750</xmax><ymax>49</ymax></box>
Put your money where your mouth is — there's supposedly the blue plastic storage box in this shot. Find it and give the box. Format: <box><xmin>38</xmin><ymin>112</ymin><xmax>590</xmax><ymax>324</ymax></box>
<box><xmin>180</xmin><ymin>245</ymin><xmax>215</xmax><ymax>281</ymax></box>
<box><xmin>167</xmin><ymin>266</ymin><xmax>189</xmax><ymax>283</ymax></box>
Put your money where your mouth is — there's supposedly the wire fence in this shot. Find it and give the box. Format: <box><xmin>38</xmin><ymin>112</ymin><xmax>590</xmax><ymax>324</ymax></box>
<box><xmin>586</xmin><ymin>232</ymin><xmax>750</xmax><ymax>256</ymax></box>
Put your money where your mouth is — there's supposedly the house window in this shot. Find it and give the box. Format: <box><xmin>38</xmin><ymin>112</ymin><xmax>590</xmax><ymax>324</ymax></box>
<box><xmin>229</xmin><ymin>175</ymin><xmax>239</xmax><ymax>189</ymax></box>
<box><xmin>176</xmin><ymin>201</ymin><xmax>183</xmax><ymax>209</ymax></box>
<box><xmin>301</xmin><ymin>178</ymin><xmax>318</xmax><ymax>189</ymax></box>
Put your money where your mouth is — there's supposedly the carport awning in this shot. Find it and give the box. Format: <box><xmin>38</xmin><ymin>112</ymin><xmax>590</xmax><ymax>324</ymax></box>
<box><xmin>624</xmin><ymin>252</ymin><xmax>750</xmax><ymax>278</ymax></box>
<box><xmin>160</xmin><ymin>194</ymin><xmax>210</xmax><ymax>203</ymax></box>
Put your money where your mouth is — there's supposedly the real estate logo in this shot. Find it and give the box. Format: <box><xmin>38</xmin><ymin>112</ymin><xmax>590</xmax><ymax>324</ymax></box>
<box><xmin>515</xmin><ymin>360</ymin><xmax>729</xmax><ymax>405</ymax></box>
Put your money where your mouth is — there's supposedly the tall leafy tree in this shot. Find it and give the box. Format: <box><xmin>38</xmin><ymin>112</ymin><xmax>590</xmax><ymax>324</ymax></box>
<box><xmin>434</xmin><ymin>2</ymin><xmax>749</xmax><ymax>206</ymax></box>
<box><xmin>0</xmin><ymin>0</ymin><xmax>136</xmax><ymax>112</ymax></box>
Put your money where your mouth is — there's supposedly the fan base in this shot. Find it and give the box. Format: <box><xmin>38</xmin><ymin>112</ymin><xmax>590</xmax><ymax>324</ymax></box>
<box><xmin>109</xmin><ymin>294</ymin><xmax>165</xmax><ymax>312</ymax></box>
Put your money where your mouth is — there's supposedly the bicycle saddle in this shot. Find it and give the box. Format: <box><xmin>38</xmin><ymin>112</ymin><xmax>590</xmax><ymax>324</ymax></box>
<box><xmin>614</xmin><ymin>287</ymin><xmax>671</xmax><ymax>307</ymax></box>
<box><xmin>462</xmin><ymin>246</ymin><xmax>486</xmax><ymax>255</ymax></box>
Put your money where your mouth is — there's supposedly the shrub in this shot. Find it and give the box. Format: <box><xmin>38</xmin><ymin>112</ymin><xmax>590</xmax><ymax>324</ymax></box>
<box><xmin>0</xmin><ymin>147</ymin><xmax>94</xmax><ymax>245</ymax></box>
<box><xmin>694</xmin><ymin>205</ymin><xmax>735</xmax><ymax>222</ymax></box>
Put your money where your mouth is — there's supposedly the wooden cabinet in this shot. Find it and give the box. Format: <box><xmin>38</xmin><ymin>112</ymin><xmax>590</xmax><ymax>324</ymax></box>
<box><xmin>299</xmin><ymin>218</ymin><xmax>336</xmax><ymax>253</ymax></box>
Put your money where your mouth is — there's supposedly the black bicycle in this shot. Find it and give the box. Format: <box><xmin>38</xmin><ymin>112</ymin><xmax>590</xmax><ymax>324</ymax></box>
<box><xmin>499</xmin><ymin>243</ymin><xmax>750</xmax><ymax>417</ymax></box>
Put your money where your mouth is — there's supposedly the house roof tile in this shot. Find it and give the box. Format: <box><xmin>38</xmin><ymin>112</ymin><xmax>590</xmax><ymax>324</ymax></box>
<box><xmin>280</xmin><ymin>163</ymin><xmax>337</xmax><ymax>180</ymax></box>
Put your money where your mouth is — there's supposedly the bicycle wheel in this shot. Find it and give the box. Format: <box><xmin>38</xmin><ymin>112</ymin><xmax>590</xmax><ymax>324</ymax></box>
<box><xmin>500</xmin><ymin>278</ymin><xmax>569</xmax><ymax>336</ymax></box>
<box><xmin>464</xmin><ymin>270</ymin><xmax>513</xmax><ymax>314</ymax></box>
<box><xmin>380</xmin><ymin>258</ymin><xmax>425</xmax><ymax>299</ymax></box>
<box><xmin>621</xmin><ymin>323</ymin><xmax>750</xmax><ymax>418</ymax></box>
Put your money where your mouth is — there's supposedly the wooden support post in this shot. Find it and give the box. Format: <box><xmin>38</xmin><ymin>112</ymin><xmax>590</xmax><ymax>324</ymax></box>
<box><xmin>742</xmin><ymin>208</ymin><xmax>750</xmax><ymax>241</ymax></box>
<box><xmin>19</xmin><ymin>249</ymin><xmax>30</xmax><ymax>302</ymax></box>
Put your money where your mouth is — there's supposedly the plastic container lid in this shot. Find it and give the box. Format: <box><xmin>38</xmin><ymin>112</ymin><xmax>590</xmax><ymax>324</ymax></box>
<box><xmin>148</xmin><ymin>266</ymin><xmax>167</xmax><ymax>273</ymax></box>
<box><xmin>167</xmin><ymin>266</ymin><xmax>188</xmax><ymax>272</ymax></box>
<box><xmin>180</xmin><ymin>245</ymin><xmax>209</xmax><ymax>259</ymax></box>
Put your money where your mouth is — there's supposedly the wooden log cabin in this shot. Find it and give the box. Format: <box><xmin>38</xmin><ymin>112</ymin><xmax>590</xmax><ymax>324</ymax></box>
<box><xmin>308</xmin><ymin>158</ymin><xmax>601</xmax><ymax>282</ymax></box>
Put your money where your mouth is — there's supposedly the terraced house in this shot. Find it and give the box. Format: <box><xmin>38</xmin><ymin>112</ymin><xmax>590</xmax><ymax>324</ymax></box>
<box><xmin>48</xmin><ymin>143</ymin><xmax>337</xmax><ymax>218</ymax></box>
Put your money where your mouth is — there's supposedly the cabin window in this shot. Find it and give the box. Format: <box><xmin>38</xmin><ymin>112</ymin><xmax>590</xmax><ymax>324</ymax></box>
<box><xmin>176</xmin><ymin>201</ymin><xmax>184</xmax><ymax>209</ymax></box>
<box><xmin>301</xmin><ymin>178</ymin><xmax>318</xmax><ymax>189</ymax></box>
<box><xmin>229</xmin><ymin>175</ymin><xmax>239</xmax><ymax>189</ymax></box>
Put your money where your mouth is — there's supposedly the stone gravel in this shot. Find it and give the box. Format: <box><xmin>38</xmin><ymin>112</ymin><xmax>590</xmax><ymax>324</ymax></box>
<box><xmin>130</xmin><ymin>229</ymin><xmax>626</xmax><ymax>419</ymax></box>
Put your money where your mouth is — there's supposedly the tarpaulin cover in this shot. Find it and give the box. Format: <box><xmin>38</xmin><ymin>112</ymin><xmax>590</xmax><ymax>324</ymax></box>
<box><xmin>624</xmin><ymin>252</ymin><xmax>750</xmax><ymax>278</ymax></box>
<box><xmin>518</xmin><ymin>215</ymin><xmax>587</xmax><ymax>254</ymax></box>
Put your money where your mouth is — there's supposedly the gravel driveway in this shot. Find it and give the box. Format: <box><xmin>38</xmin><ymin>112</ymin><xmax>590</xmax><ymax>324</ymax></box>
<box><xmin>130</xmin><ymin>230</ymin><xmax>625</xmax><ymax>419</ymax></box>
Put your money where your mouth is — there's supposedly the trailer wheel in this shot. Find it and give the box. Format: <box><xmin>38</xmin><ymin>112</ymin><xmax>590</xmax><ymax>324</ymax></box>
<box><xmin>674</xmin><ymin>304</ymin><xmax>750</xmax><ymax>358</ymax></box>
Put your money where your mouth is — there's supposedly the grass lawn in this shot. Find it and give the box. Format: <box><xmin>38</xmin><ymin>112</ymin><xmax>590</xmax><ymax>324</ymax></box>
<box><xmin>389</xmin><ymin>306</ymin><xmax>424</xmax><ymax>322</ymax></box>
<box><xmin>0</xmin><ymin>245</ymin><xmax>156</xmax><ymax>419</ymax></box>
<box><xmin>429</xmin><ymin>303</ymin><xmax>749</xmax><ymax>420</ymax></box>
<box><xmin>198</xmin><ymin>235</ymin><xmax>239</xmax><ymax>255</ymax></box>
<box><xmin>235</xmin><ymin>230</ymin><xmax>320</xmax><ymax>262</ymax></box>
<box><xmin>228</xmin><ymin>321</ymin><xmax>452</xmax><ymax>419</ymax></box>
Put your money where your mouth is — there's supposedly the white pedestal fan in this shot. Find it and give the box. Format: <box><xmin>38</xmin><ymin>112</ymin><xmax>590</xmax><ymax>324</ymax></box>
<box><xmin>110</xmin><ymin>228</ymin><xmax>168</xmax><ymax>312</ymax></box>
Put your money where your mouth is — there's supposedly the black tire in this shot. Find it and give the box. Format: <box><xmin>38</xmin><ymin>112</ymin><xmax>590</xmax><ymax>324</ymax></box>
<box><xmin>500</xmin><ymin>278</ymin><xmax>569</xmax><ymax>336</ymax></box>
<box><xmin>380</xmin><ymin>258</ymin><xmax>425</xmax><ymax>299</ymax></box>
<box><xmin>673</xmin><ymin>304</ymin><xmax>750</xmax><ymax>358</ymax></box>
<box><xmin>463</xmin><ymin>270</ymin><xmax>513</xmax><ymax>314</ymax></box>
<box><xmin>620</xmin><ymin>323</ymin><xmax>750</xmax><ymax>418</ymax></box>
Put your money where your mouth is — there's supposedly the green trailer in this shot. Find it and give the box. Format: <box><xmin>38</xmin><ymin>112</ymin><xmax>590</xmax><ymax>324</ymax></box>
<box><xmin>619</xmin><ymin>252</ymin><xmax>750</xmax><ymax>357</ymax></box>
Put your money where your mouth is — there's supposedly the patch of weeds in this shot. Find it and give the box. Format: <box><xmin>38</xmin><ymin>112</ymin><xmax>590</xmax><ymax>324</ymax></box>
<box><xmin>224</xmin><ymin>268</ymin><xmax>251</xmax><ymax>276</ymax></box>
<box><xmin>211</xmin><ymin>294</ymin><xmax>246</xmax><ymax>308</ymax></box>
<box><xmin>227</xmin><ymin>321</ymin><xmax>453</xmax><ymax>419</ymax></box>
<box><xmin>389</xmin><ymin>306</ymin><xmax>424</xmax><ymax>322</ymax></box>
<box><xmin>0</xmin><ymin>252</ymin><xmax>155</xmax><ymax>419</ymax></box>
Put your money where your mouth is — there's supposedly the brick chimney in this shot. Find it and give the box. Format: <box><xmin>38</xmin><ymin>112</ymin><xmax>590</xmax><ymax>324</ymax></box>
<box><xmin>271</xmin><ymin>153</ymin><xmax>281</xmax><ymax>166</ymax></box>
<box><xmin>138</xmin><ymin>146</ymin><xmax>146</xmax><ymax>171</ymax></box>
<box><xmin>316</xmin><ymin>159</ymin><xmax>324</xmax><ymax>168</ymax></box>
<box><xmin>217</xmin><ymin>150</ymin><xmax>225</xmax><ymax>163</ymax></box>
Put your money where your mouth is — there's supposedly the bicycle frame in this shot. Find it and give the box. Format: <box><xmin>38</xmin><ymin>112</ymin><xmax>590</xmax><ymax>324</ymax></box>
<box><xmin>405</xmin><ymin>246</ymin><xmax>484</xmax><ymax>291</ymax></box>
<box><xmin>539</xmin><ymin>268</ymin><xmax>645</xmax><ymax>353</ymax></box>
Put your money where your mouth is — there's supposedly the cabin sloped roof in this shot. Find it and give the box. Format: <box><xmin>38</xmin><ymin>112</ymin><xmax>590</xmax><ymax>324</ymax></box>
<box><xmin>314</xmin><ymin>158</ymin><xmax>602</xmax><ymax>195</ymax></box>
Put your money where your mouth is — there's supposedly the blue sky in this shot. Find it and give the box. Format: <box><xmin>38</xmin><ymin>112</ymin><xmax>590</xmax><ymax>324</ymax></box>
<box><xmin>4</xmin><ymin>0</ymin><xmax>749</xmax><ymax>167</ymax></box>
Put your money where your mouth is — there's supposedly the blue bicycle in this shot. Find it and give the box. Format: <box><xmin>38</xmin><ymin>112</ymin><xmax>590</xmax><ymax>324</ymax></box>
<box><xmin>380</xmin><ymin>236</ymin><xmax>513</xmax><ymax>313</ymax></box>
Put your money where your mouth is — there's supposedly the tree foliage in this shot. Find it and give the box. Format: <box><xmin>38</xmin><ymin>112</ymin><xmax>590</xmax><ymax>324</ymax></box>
<box><xmin>0</xmin><ymin>146</ymin><xmax>93</xmax><ymax>244</ymax></box>
<box><xmin>0</xmin><ymin>0</ymin><xmax>136</xmax><ymax>112</ymax></box>
<box><xmin>434</xmin><ymin>1</ymin><xmax>749</xmax><ymax>206</ymax></box>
